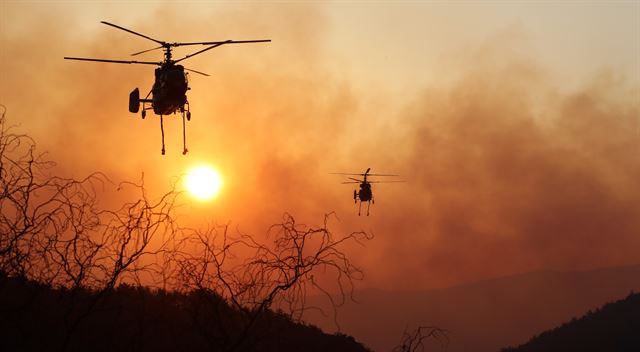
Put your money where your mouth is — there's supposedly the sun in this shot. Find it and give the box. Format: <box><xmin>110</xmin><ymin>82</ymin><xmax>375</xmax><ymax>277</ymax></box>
<box><xmin>185</xmin><ymin>165</ymin><xmax>223</xmax><ymax>201</ymax></box>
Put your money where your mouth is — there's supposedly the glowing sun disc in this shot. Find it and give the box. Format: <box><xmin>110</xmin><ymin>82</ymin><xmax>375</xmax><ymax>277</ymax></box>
<box><xmin>185</xmin><ymin>166</ymin><xmax>223</xmax><ymax>200</ymax></box>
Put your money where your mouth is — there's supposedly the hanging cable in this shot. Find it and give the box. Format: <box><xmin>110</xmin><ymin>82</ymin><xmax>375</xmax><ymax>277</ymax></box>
<box><xmin>182</xmin><ymin>111</ymin><xmax>188</xmax><ymax>155</ymax></box>
<box><xmin>160</xmin><ymin>115</ymin><xmax>165</xmax><ymax>155</ymax></box>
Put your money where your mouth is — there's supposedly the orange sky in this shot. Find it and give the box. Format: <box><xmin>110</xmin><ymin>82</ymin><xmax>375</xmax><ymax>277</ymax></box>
<box><xmin>1</xmin><ymin>1</ymin><xmax>639</xmax><ymax>290</ymax></box>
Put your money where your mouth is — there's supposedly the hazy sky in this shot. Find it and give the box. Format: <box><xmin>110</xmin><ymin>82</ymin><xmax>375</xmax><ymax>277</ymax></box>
<box><xmin>1</xmin><ymin>0</ymin><xmax>639</xmax><ymax>290</ymax></box>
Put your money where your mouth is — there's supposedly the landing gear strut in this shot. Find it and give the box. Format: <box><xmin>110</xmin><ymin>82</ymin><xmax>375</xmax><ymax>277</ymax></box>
<box><xmin>182</xmin><ymin>110</ymin><xmax>188</xmax><ymax>155</ymax></box>
<box><xmin>159</xmin><ymin>115</ymin><xmax>165</xmax><ymax>155</ymax></box>
<box><xmin>356</xmin><ymin>200</ymin><xmax>372</xmax><ymax>216</ymax></box>
<box><xmin>181</xmin><ymin>103</ymin><xmax>190</xmax><ymax>155</ymax></box>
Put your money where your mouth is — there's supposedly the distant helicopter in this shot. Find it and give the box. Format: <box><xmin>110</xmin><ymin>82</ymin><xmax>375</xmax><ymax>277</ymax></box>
<box><xmin>332</xmin><ymin>168</ymin><xmax>402</xmax><ymax>216</ymax></box>
<box><xmin>64</xmin><ymin>21</ymin><xmax>270</xmax><ymax>155</ymax></box>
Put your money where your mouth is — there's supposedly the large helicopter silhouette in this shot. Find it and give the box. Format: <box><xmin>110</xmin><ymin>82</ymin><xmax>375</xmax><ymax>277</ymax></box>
<box><xmin>332</xmin><ymin>168</ymin><xmax>403</xmax><ymax>216</ymax></box>
<box><xmin>64</xmin><ymin>21</ymin><xmax>270</xmax><ymax>155</ymax></box>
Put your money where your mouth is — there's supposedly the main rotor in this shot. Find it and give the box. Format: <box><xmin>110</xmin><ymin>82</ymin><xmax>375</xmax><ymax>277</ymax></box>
<box><xmin>65</xmin><ymin>21</ymin><xmax>271</xmax><ymax>76</ymax></box>
<box><xmin>331</xmin><ymin>168</ymin><xmax>403</xmax><ymax>184</ymax></box>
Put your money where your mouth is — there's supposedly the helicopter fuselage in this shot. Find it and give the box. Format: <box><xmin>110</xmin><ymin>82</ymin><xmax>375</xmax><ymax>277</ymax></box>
<box><xmin>151</xmin><ymin>64</ymin><xmax>188</xmax><ymax>115</ymax></box>
<box><xmin>358</xmin><ymin>182</ymin><xmax>372</xmax><ymax>202</ymax></box>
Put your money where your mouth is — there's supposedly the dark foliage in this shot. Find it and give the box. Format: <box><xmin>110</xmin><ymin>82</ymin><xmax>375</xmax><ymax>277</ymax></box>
<box><xmin>502</xmin><ymin>292</ymin><xmax>640</xmax><ymax>352</ymax></box>
<box><xmin>0</xmin><ymin>271</ymin><xmax>369</xmax><ymax>352</ymax></box>
<box><xmin>0</xmin><ymin>107</ymin><xmax>373</xmax><ymax>351</ymax></box>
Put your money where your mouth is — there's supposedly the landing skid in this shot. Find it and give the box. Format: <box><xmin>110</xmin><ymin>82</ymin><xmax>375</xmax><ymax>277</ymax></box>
<box><xmin>130</xmin><ymin>88</ymin><xmax>191</xmax><ymax>156</ymax></box>
<box><xmin>357</xmin><ymin>200</ymin><xmax>372</xmax><ymax>216</ymax></box>
<box><xmin>158</xmin><ymin>108</ymin><xmax>190</xmax><ymax>156</ymax></box>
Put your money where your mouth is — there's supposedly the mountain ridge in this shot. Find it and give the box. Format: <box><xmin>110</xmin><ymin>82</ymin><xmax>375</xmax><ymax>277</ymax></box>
<box><xmin>503</xmin><ymin>291</ymin><xmax>640</xmax><ymax>351</ymax></box>
<box><xmin>304</xmin><ymin>263</ymin><xmax>640</xmax><ymax>352</ymax></box>
<box><xmin>356</xmin><ymin>263</ymin><xmax>640</xmax><ymax>295</ymax></box>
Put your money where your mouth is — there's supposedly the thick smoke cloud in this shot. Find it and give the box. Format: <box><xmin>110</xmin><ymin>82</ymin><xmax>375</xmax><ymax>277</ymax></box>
<box><xmin>361</xmin><ymin>58</ymin><xmax>640</xmax><ymax>289</ymax></box>
<box><xmin>1</xmin><ymin>3</ymin><xmax>638</xmax><ymax>290</ymax></box>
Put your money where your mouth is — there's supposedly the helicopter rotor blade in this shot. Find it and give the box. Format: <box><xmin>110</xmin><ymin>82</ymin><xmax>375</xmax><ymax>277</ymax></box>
<box><xmin>341</xmin><ymin>182</ymin><xmax>360</xmax><ymax>184</ymax></box>
<box><xmin>101</xmin><ymin>21</ymin><xmax>166</xmax><ymax>46</ymax></box>
<box><xmin>184</xmin><ymin>67</ymin><xmax>210</xmax><ymax>76</ymax></box>
<box><xmin>347</xmin><ymin>177</ymin><xmax>362</xmax><ymax>182</ymax></box>
<box><xmin>173</xmin><ymin>41</ymin><xmax>230</xmax><ymax>64</ymax></box>
<box><xmin>173</xmin><ymin>39</ymin><xmax>271</xmax><ymax>64</ymax></box>
<box><xmin>330</xmin><ymin>172</ymin><xmax>400</xmax><ymax>177</ymax></box>
<box><xmin>368</xmin><ymin>181</ymin><xmax>406</xmax><ymax>184</ymax></box>
<box><xmin>64</xmin><ymin>57</ymin><xmax>161</xmax><ymax>65</ymax></box>
<box><xmin>171</xmin><ymin>39</ymin><xmax>271</xmax><ymax>47</ymax></box>
<box><xmin>131</xmin><ymin>46</ymin><xmax>164</xmax><ymax>56</ymax></box>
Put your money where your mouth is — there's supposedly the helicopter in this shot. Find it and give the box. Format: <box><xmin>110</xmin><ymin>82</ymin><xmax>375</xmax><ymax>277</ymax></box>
<box><xmin>64</xmin><ymin>21</ymin><xmax>270</xmax><ymax>155</ymax></box>
<box><xmin>332</xmin><ymin>168</ymin><xmax>402</xmax><ymax>216</ymax></box>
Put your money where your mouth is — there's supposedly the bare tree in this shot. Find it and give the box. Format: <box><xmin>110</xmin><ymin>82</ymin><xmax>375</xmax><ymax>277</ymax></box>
<box><xmin>57</xmin><ymin>178</ymin><xmax>182</xmax><ymax>350</ymax></box>
<box><xmin>171</xmin><ymin>213</ymin><xmax>372</xmax><ymax>351</ymax></box>
<box><xmin>0</xmin><ymin>105</ymin><xmax>102</xmax><ymax>284</ymax></box>
<box><xmin>393</xmin><ymin>326</ymin><xmax>449</xmax><ymax>352</ymax></box>
<box><xmin>0</xmin><ymin>107</ymin><xmax>182</xmax><ymax>349</ymax></box>
<box><xmin>1</xmin><ymin>107</ymin><xmax>374</xmax><ymax>351</ymax></box>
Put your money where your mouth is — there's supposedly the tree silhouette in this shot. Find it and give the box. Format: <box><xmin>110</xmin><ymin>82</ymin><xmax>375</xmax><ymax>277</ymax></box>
<box><xmin>171</xmin><ymin>213</ymin><xmax>372</xmax><ymax>351</ymax></box>
<box><xmin>393</xmin><ymin>326</ymin><xmax>449</xmax><ymax>352</ymax></box>
<box><xmin>1</xmin><ymin>105</ymin><xmax>103</xmax><ymax>282</ymax></box>
<box><xmin>0</xmin><ymin>107</ymin><xmax>186</xmax><ymax>349</ymax></box>
<box><xmin>0</xmin><ymin>106</ymin><xmax>373</xmax><ymax>351</ymax></box>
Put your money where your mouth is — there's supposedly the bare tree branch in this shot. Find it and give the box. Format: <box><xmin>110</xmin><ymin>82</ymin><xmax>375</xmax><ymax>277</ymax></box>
<box><xmin>1</xmin><ymin>107</ymin><xmax>374</xmax><ymax>351</ymax></box>
<box><xmin>393</xmin><ymin>325</ymin><xmax>449</xmax><ymax>352</ymax></box>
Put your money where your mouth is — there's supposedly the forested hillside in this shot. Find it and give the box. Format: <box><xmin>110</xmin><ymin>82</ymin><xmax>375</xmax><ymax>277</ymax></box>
<box><xmin>502</xmin><ymin>292</ymin><xmax>640</xmax><ymax>352</ymax></box>
<box><xmin>0</xmin><ymin>272</ymin><xmax>368</xmax><ymax>351</ymax></box>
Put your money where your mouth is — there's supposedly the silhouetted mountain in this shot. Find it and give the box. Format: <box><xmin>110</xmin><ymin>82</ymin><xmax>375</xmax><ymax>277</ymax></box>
<box><xmin>502</xmin><ymin>292</ymin><xmax>640</xmax><ymax>351</ymax></box>
<box><xmin>0</xmin><ymin>272</ymin><xmax>369</xmax><ymax>352</ymax></box>
<box><xmin>303</xmin><ymin>264</ymin><xmax>640</xmax><ymax>352</ymax></box>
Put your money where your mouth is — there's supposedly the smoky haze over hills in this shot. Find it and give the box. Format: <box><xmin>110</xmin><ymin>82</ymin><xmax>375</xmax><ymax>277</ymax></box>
<box><xmin>1</xmin><ymin>3</ymin><xmax>639</xmax><ymax>351</ymax></box>
<box><xmin>2</xmin><ymin>3</ymin><xmax>639</xmax><ymax>291</ymax></box>
<box><xmin>304</xmin><ymin>264</ymin><xmax>640</xmax><ymax>352</ymax></box>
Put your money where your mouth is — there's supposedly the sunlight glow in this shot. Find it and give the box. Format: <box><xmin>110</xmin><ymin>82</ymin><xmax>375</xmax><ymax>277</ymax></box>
<box><xmin>185</xmin><ymin>165</ymin><xmax>223</xmax><ymax>201</ymax></box>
